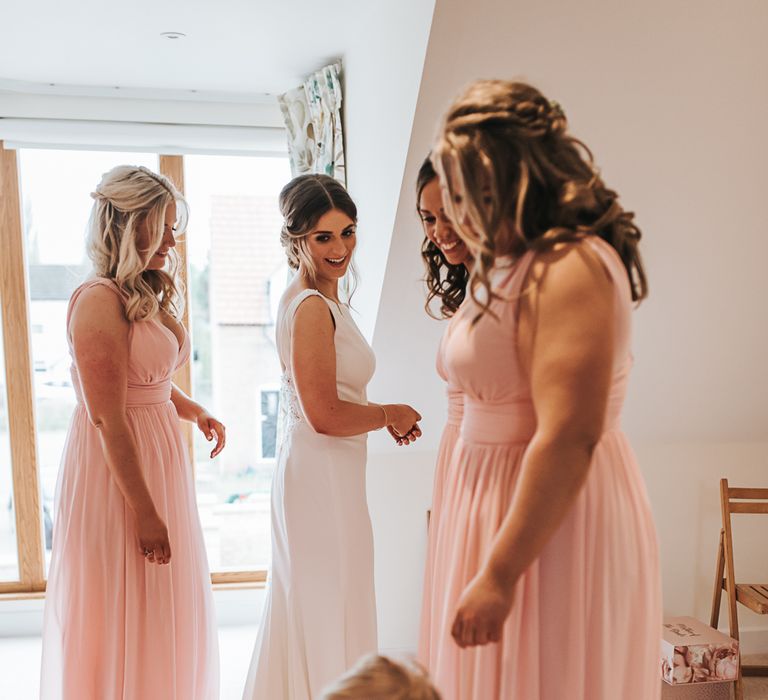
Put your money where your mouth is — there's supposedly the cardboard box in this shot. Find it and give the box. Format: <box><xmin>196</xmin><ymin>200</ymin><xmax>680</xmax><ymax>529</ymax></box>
<box><xmin>662</xmin><ymin>617</ymin><xmax>739</xmax><ymax>685</ymax></box>
<box><xmin>660</xmin><ymin>680</ymin><xmax>731</xmax><ymax>699</ymax></box>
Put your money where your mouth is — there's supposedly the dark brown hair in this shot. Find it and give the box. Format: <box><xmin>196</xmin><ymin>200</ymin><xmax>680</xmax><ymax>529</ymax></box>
<box><xmin>279</xmin><ymin>174</ymin><xmax>358</xmax><ymax>293</ymax></box>
<box><xmin>434</xmin><ymin>80</ymin><xmax>647</xmax><ymax>317</ymax></box>
<box><xmin>416</xmin><ymin>156</ymin><xmax>469</xmax><ymax>318</ymax></box>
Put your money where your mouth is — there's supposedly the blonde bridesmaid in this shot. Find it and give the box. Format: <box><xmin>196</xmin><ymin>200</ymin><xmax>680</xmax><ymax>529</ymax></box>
<box><xmin>41</xmin><ymin>165</ymin><xmax>223</xmax><ymax>699</ymax></box>
<box><xmin>422</xmin><ymin>81</ymin><xmax>662</xmax><ymax>700</ymax></box>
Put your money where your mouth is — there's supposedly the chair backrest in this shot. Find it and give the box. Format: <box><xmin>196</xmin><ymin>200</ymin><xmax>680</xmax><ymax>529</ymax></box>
<box><xmin>722</xmin><ymin>480</ymin><xmax>768</xmax><ymax>515</ymax></box>
<box><xmin>720</xmin><ymin>478</ymin><xmax>768</xmax><ymax>593</ymax></box>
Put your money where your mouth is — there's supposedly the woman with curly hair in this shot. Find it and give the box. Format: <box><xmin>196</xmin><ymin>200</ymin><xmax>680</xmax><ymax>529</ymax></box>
<box><xmin>413</xmin><ymin>156</ymin><xmax>472</xmax><ymax>666</ymax></box>
<box><xmin>422</xmin><ymin>81</ymin><xmax>662</xmax><ymax>700</ymax></box>
<box><xmin>41</xmin><ymin>165</ymin><xmax>223</xmax><ymax>699</ymax></box>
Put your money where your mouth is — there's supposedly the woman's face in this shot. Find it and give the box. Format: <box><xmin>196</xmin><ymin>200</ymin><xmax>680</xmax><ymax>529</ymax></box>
<box><xmin>304</xmin><ymin>208</ymin><xmax>356</xmax><ymax>280</ymax></box>
<box><xmin>137</xmin><ymin>201</ymin><xmax>177</xmax><ymax>270</ymax></box>
<box><xmin>440</xmin><ymin>165</ymin><xmax>510</xmax><ymax>257</ymax></box>
<box><xmin>418</xmin><ymin>178</ymin><xmax>471</xmax><ymax>266</ymax></box>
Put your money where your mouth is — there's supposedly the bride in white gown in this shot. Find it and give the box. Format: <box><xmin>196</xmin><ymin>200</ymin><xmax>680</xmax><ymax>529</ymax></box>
<box><xmin>243</xmin><ymin>174</ymin><xmax>423</xmax><ymax>700</ymax></box>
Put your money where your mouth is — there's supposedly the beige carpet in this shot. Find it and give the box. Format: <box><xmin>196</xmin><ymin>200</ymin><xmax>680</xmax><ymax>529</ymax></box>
<box><xmin>743</xmin><ymin>654</ymin><xmax>768</xmax><ymax>699</ymax></box>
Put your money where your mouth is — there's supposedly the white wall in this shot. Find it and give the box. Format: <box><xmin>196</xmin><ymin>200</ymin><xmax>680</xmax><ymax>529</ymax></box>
<box><xmin>365</xmin><ymin>0</ymin><xmax>768</xmax><ymax>653</ymax></box>
<box><xmin>341</xmin><ymin>1</ymin><xmax>436</xmax><ymax>341</ymax></box>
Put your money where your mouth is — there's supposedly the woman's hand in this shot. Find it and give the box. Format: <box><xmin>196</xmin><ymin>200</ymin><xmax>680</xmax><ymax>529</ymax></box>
<box><xmin>196</xmin><ymin>411</ymin><xmax>226</xmax><ymax>458</ymax></box>
<box><xmin>138</xmin><ymin>512</ymin><xmax>172</xmax><ymax>565</ymax></box>
<box><xmin>451</xmin><ymin>568</ymin><xmax>515</xmax><ymax>648</ymax></box>
<box><xmin>386</xmin><ymin>404</ymin><xmax>422</xmax><ymax>445</ymax></box>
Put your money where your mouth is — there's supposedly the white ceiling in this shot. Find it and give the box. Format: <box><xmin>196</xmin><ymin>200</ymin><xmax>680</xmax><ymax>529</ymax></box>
<box><xmin>0</xmin><ymin>0</ymin><xmax>380</xmax><ymax>96</ymax></box>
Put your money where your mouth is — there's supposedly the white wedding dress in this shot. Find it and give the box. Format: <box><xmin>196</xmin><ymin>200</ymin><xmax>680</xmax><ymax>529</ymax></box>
<box><xmin>243</xmin><ymin>288</ymin><xmax>378</xmax><ymax>700</ymax></box>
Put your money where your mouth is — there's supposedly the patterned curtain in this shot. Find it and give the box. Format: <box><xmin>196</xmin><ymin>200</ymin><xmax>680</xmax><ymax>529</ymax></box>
<box><xmin>277</xmin><ymin>63</ymin><xmax>346</xmax><ymax>185</ymax></box>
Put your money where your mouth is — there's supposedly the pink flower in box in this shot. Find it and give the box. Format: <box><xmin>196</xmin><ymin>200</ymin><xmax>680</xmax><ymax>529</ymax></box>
<box><xmin>712</xmin><ymin>644</ymin><xmax>739</xmax><ymax>681</ymax></box>
<box><xmin>661</xmin><ymin>616</ymin><xmax>739</xmax><ymax>685</ymax></box>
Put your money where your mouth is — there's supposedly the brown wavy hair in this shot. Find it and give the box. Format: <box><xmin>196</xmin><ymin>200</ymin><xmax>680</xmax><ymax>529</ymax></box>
<box><xmin>433</xmin><ymin>80</ymin><xmax>647</xmax><ymax>318</ymax></box>
<box><xmin>417</xmin><ymin>156</ymin><xmax>469</xmax><ymax>318</ymax></box>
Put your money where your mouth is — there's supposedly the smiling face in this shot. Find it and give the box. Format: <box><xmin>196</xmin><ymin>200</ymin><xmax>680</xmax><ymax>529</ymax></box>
<box><xmin>437</xmin><ymin>155</ymin><xmax>519</xmax><ymax>259</ymax></box>
<box><xmin>137</xmin><ymin>200</ymin><xmax>177</xmax><ymax>270</ymax></box>
<box><xmin>418</xmin><ymin>177</ymin><xmax>471</xmax><ymax>267</ymax></box>
<box><xmin>303</xmin><ymin>208</ymin><xmax>357</xmax><ymax>281</ymax></box>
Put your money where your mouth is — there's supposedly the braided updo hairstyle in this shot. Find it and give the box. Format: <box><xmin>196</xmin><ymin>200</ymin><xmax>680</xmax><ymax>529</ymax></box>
<box><xmin>417</xmin><ymin>156</ymin><xmax>469</xmax><ymax>319</ymax></box>
<box><xmin>433</xmin><ymin>80</ymin><xmax>647</xmax><ymax>318</ymax></box>
<box><xmin>279</xmin><ymin>173</ymin><xmax>358</xmax><ymax>291</ymax></box>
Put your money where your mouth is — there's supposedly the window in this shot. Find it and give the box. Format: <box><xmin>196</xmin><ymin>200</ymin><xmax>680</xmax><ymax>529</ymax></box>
<box><xmin>0</xmin><ymin>142</ymin><xmax>290</xmax><ymax>593</ymax></box>
<box><xmin>260</xmin><ymin>387</ymin><xmax>280</xmax><ymax>460</ymax></box>
<box><xmin>184</xmin><ymin>154</ymin><xmax>291</xmax><ymax>574</ymax></box>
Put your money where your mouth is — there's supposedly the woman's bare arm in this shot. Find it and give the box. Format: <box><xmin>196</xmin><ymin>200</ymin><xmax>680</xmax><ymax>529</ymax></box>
<box><xmin>291</xmin><ymin>296</ymin><xmax>420</xmax><ymax>438</ymax></box>
<box><xmin>71</xmin><ymin>286</ymin><xmax>171</xmax><ymax>563</ymax></box>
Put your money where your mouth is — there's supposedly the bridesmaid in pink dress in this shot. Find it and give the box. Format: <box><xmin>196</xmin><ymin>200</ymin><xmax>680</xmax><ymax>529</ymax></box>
<box><xmin>414</xmin><ymin>156</ymin><xmax>471</xmax><ymax>665</ymax></box>
<box><xmin>41</xmin><ymin>166</ymin><xmax>223</xmax><ymax>699</ymax></box>
<box><xmin>423</xmin><ymin>81</ymin><xmax>662</xmax><ymax>699</ymax></box>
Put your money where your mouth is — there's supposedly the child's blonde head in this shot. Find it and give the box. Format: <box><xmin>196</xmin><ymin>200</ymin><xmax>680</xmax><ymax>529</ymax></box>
<box><xmin>320</xmin><ymin>654</ymin><xmax>441</xmax><ymax>700</ymax></box>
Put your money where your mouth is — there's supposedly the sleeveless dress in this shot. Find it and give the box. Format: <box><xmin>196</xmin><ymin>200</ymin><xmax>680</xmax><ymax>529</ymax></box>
<box><xmin>40</xmin><ymin>278</ymin><xmax>219</xmax><ymax>700</ymax></box>
<box><xmin>418</xmin><ymin>326</ymin><xmax>464</xmax><ymax>664</ymax></box>
<box><xmin>243</xmin><ymin>288</ymin><xmax>378</xmax><ymax>700</ymax></box>
<box><xmin>421</xmin><ymin>238</ymin><xmax>662</xmax><ymax>700</ymax></box>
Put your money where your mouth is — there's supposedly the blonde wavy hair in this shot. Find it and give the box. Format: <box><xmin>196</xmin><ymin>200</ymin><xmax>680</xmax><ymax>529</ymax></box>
<box><xmin>320</xmin><ymin>654</ymin><xmax>441</xmax><ymax>700</ymax></box>
<box><xmin>279</xmin><ymin>173</ymin><xmax>359</xmax><ymax>298</ymax></box>
<box><xmin>433</xmin><ymin>80</ymin><xmax>647</xmax><ymax>319</ymax></box>
<box><xmin>87</xmin><ymin>165</ymin><xmax>187</xmax><ymax>322</ymax></box>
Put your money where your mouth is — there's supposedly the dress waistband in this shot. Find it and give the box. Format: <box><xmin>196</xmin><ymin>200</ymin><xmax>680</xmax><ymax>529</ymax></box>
<box><xmin>124</xmin><ymin>381</ymin><xmax>172</xmax><ymax>407</ymax></box>
<box><xmin>74</xmin><ymin>377</ymin><xmax>172</xmax><ymax>408</ymax></box>
<box><xmin>461</xmin><ymin>396</ymin><xmax>623</xmax><ymax>445</ymax></box>
<box><xmin>446</xmin><ymin>389</ymin><xmax>464</xmax><ymax>428</ymax></box>
<box><xmin>461</xmin><ymin>398</ymin><xmax>536</xmax><ymax>445</ymax></box>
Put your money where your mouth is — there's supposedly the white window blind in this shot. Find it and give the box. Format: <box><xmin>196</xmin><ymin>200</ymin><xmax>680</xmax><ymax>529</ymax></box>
<box><xmin>0</xmin><ymin>86</ymin><xmax>287</xmax><ymax>156</ymax></box>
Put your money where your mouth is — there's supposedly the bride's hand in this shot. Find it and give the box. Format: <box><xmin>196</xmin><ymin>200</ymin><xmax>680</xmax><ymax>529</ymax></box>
<box><xmin>387</xmin><ymin>424</ymin><xmax>423</xmax><ymax>446</ymax></box>
<box><xmin>387</xmin><ymin>405</ymin><xmax>422</xmax><ymax>445</ymax></box>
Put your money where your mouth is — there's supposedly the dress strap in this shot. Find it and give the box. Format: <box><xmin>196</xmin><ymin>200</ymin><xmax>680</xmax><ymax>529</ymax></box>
<box><xmin>583</xmin><ymin>236</ymin><xmax>633</xmax><ymax>305</ymax></box>
<box><xmin>284</xmin><ymin>288</ymin><xmax>324</xmax><ymax>321</ymax></box>
<box><xmin>503</xmin><ymin>249</ymin><xmax>538</xmax><ymax>300</ymax></box>
<box><xmin>285</xmin><ymin>288</ymin><xmax>340</xmax><ymax>328</ymax></box>
<box><xmin>66</xmin><ymin>277</ymin><xmax>128</xmax><ymax>342</ymax></box>
<box><xmin>277</xmin><ymin>288</ymin><xmax>339</xmax><ymax>377</ymax></box>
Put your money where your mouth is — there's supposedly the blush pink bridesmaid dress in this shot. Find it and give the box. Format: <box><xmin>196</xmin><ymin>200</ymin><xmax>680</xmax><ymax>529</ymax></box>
<box><xmin>420</xmin><ymin>237</ymin><xmax>662</xmax><ymax>700</ymax></box>
<box><xmin>418</xmin><ymin>326</ymin><xmax>464</xmax><ymax>665</ymax></box>
<box><xmin>40</xmin><ymin>278</ymin><xmax>219</xmax><ymax>700</ymax></box>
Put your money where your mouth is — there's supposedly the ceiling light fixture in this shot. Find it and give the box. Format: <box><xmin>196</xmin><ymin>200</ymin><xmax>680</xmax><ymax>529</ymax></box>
<box><xmin>160</xmin><ymin>31</ymin><xmax>186</xmax><ymax>40</ymax></box>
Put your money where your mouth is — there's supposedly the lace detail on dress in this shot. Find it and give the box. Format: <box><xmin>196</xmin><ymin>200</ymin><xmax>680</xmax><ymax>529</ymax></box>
<box><xmin>280</xmin><ymin>373</ymin><xmax>303</xmax><ymax>433</ymax></box>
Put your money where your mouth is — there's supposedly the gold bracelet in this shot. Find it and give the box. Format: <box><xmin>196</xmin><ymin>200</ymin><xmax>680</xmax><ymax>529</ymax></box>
<box><xmin>379</xmin><ymin>404</ymin><xmax>389</xmax><ymax>430</ymax></box>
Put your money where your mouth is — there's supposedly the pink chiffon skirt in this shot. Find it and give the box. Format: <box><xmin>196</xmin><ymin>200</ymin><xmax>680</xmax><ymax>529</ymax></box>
<box><xmin>420</xmin><ymin>424</ymin><xmax>661</xmax><ymax>700</ymax></box>
<box><xmin>40</xmin><ymin>402</ymin><xmax>219</xmax><ymax>699</ymax></box>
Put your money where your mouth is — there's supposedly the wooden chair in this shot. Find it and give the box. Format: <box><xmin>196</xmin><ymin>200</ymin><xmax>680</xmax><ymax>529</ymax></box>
<box><xmin>711</xmin><ymin>479</ymin><xmax>768</xmax><ymax>700</ymax></box>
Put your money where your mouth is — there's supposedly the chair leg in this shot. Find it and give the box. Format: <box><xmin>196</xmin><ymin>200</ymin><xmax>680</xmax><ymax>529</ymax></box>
<box><xmin>727</xmin><ymin>574</ymin><xmax>743</xmax><ymax>700</ymax></box>
<box><xmin>711</xmin><ymin>529</ymin><xmax>725</xmax><ymax>629</ymax></box>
